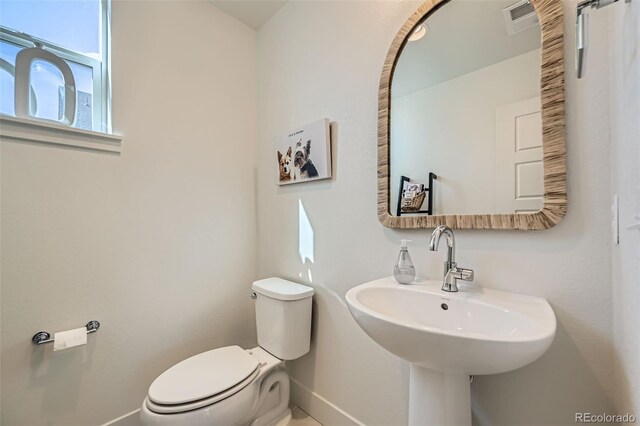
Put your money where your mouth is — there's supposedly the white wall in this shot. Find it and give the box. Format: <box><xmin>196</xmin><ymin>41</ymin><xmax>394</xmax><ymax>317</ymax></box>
<box><xmin>391</xmin><ymin>49</ymin><xmax>540</xmax><ymax>215</ymax></box>
<box><xmin>609</xmin><ymin>0</ymin><xmax>640</xmax><ymax>417</ymax></box>
<box><xmin>257</xmin><ymin>1</ymin><xmax>616</xmax><ymax>425</ymax></box>
<box><xmin>0</xmin><ymin>2</ymin><xmax>258</xmax><ymax>424</ymax></box>
<box><xmin>1</xmin><ymin>1</ymin><xmax>628</xmax><ymax>425</ymax></box>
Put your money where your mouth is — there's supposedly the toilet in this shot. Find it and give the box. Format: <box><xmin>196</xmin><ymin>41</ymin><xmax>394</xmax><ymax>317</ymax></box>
<box><xmin>140</xmin><ymin>278</ymin><xmax>314</xmax><ymax>425</ymax></box>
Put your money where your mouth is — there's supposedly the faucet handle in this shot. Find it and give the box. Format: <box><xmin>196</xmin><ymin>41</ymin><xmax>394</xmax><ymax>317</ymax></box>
<box><xmin>458</xmin><ymin>268</ymin><xmax>474</xmax><ymax>282</ymax></box>
<box><xmin>442</xmin><ymin>266</ymin><xmax>474</xmax><ymax>292</ymax></box>
<box><xmin>446</xmin><ymin>267</ymin><xmax>474</xmax><ymax>283</ymax></box>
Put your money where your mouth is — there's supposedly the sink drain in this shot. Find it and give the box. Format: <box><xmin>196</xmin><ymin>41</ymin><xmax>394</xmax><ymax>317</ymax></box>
<box><xmin>441</xmin><ymin>303</ymin><xmax>449</xmax><ymax>310</ymax></box>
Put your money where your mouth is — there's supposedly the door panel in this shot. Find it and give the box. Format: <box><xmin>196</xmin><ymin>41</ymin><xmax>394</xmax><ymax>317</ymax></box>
<box><xmin>496</xmin><ymin>97</ymin><xmax>544</xmax><ymax>213</ymax></box>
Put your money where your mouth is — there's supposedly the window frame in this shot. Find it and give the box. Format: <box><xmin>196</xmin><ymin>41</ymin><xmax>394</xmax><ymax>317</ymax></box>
<box><xmin>0</xmin><ymin>0</ymin><xmax>119</xmax><ymax>151</ymax></box>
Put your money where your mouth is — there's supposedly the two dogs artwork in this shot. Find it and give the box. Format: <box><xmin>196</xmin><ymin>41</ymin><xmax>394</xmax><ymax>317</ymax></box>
<box><xmin>276</xmin><ymin>118</ymin><xmax>331</xmax><ymax>185</ymax></box>
<box><xmin>278</xmin><ymin>139</ymin><xmax>319</xmax><ymax>183</ymax></box>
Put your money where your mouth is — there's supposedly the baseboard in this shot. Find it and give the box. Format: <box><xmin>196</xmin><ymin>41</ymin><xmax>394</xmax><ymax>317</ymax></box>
<box><xmin>101</xmin><ymin>409</ymin><xmax>141</xmax><ymax>426</ymax></box>
<box><xmin>289</xmin><ymin>377</ymin><xmax>365</xmax><ymax>426</ymax></box>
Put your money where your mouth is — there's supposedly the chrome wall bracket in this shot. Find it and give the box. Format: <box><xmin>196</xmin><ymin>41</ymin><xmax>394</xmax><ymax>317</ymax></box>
<box><xmin>576</xmin><ymin>0</ymin><xmax>632</xmax><ymax>78</ymax></box>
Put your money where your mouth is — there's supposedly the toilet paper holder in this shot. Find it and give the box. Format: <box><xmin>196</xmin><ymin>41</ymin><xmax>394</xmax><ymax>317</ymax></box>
<box><xmin>32</xmin><ymin>320</ymin><xmax>101</xmax><ymax>345</ymax></box>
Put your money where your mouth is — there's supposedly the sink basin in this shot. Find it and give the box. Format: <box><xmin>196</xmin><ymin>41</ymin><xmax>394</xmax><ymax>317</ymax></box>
<box><xmin>346</xmin><ymin>277</ymin><xmax>556</xmax><ymax>425</ymax></box>
<box><xmin>346</xmin><ymin>277</ymin><xmax>556</xmax><ymax>375</ymax></box>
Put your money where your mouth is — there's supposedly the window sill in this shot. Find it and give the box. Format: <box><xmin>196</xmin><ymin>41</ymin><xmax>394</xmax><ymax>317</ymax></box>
<box><xmin>0</xmin><ymin>115</ymin><xmax>122</xmax><ymax>153</ymax></box>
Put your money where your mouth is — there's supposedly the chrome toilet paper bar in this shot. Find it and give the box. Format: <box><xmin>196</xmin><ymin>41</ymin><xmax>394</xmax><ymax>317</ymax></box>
<box><xmin>32</xmin><ymin>320</ymin><xmax>100</xmax><ymax>345</ymax></box>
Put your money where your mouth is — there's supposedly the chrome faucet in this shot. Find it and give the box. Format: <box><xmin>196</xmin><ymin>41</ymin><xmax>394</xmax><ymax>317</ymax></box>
<box><xmin>429</xmin><ymin>225</ymin><xmax>474</xmax><ymax>292</ymax></box>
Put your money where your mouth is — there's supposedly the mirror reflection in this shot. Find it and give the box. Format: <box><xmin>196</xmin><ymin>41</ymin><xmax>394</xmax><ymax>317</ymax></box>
<box><xmin>390</xmin><ymin>0</ymin><xmax>543</xmax><ymax>217</ymax></box>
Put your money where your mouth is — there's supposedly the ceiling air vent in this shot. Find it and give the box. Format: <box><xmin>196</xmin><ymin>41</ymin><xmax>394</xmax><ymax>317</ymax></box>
<box><xmin>503</xmin><ymin>0</ymin><xmax>539</xmax><ymax>36</ymax></box>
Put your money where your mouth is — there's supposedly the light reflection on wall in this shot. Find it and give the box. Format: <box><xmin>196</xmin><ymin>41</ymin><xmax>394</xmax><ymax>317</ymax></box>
<box><xmin>298</xmin><ymin>198</ymin><xmax>315</xmax><ymax>271</ymax></box>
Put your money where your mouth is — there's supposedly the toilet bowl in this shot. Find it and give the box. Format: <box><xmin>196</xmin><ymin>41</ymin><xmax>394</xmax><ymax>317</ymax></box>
<box><xmin>140</xmin><ymin>278</ymin><xmax>314</xmax><ymax>426</ymax></box>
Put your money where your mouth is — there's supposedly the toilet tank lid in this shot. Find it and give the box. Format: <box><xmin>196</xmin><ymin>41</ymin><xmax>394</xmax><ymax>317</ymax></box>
<box><xmin>252</xmin><ymin>278</ymin><xmax>314</xmax><ymax>301</ymax></box>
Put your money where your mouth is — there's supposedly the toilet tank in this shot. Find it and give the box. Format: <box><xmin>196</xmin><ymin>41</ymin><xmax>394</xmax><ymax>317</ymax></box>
<box><xmin>252</xmin><ymin>278</ymin><xmax>314</xmax><ymax>360</ymax></box>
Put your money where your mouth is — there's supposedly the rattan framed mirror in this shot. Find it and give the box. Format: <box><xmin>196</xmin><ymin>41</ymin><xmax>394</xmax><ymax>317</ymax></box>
<box><xmin>378</xmin><ymin>0</ymin><xmax>566</xmax><ymax>230</ymax></box>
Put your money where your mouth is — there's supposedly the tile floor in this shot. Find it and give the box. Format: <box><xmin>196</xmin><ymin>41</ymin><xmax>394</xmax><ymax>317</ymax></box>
<box><xmin>289</xmin><ymin>406</ymin><xmax>322</xmax><ymax>426</ymax></box>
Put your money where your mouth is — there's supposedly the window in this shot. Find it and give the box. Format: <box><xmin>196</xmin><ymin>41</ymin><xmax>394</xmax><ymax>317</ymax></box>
<box><xmin>0</xmin><ymin>0</ymin><xmax>111</xmax><ymax>134</ymax></box>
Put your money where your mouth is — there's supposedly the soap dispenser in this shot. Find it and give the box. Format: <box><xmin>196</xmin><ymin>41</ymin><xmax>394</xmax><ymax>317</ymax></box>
<box><xmin>394</xmin><ymin>239</ymin><xmax>416</xmax><ymax>284</ymax></box>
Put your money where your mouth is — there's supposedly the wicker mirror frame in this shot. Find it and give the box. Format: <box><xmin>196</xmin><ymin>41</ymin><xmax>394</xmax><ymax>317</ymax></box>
<box><xmin>378</xmin><ymin>0</ymin><xmax>566</xmax><ymax>230</ymax></box>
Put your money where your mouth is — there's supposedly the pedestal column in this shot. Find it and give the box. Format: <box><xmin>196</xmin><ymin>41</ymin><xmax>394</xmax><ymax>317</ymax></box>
<box><xmin>408</xmin><ymin>365</ymin><xmax>471</xmax><ymax>426</ymax></box>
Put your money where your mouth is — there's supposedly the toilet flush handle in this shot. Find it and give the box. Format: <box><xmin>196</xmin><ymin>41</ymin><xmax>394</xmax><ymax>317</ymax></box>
<box><xmin>250</xmin><ymin>292</ymin><xmax>257</xmax><ymax>300</ymax></box>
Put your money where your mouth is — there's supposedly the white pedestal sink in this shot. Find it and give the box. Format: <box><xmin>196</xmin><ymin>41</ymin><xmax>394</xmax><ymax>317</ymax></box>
<box><xmin>345</xmin><ymin>277</ymin><xmax>556</xmax><ymax>426</ymax></box>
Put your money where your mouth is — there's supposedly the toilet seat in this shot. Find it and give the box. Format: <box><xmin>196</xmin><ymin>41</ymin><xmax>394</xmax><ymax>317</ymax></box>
<box><xmin>146</xmin><ymin>367</ymin><xmax>259</xmax><ymax>414</ymax></box>
<box><xmin>146</xmin><ymin>345</ymin><xmax>261</xmax><ymax>414</ymax></box>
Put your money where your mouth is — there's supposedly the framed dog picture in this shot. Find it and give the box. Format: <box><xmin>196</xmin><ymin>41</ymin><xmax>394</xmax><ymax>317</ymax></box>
<box><xmin>276</xmin><ymin>118</ymin><xmax>332</xmax><ymax>185</ymax></box>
